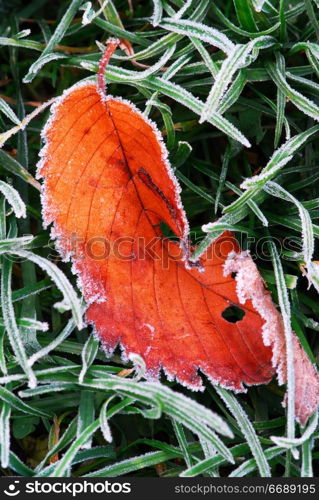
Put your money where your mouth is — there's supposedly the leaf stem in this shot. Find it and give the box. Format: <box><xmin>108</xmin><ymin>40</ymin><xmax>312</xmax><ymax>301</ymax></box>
<box><xmin>97</xmin><ymin>38</ymin><xmax>120</xmax><ymax>98</ymax></box>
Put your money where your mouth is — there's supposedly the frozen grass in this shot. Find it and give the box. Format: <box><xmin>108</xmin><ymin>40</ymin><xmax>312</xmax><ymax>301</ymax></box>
<box><xmin>0</xmin><ymin>0</ymin><xmax>318</xmax><ymax>478</ymax></box>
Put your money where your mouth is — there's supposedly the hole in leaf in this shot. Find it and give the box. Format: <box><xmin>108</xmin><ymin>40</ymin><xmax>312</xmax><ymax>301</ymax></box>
<box><xmin>222</xmin><ymin>305</ymin><xmax>245</xmax><ymax>323</ymax></box>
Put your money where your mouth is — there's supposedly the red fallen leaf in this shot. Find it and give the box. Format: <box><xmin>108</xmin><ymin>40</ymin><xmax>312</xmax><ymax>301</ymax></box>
<box><xmin>38</xmin><ymin>40</ymin><xmax>317</xmax><ymax>421</ymax></box>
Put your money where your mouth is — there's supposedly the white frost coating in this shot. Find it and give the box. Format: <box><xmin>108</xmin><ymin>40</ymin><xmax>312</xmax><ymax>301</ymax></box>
<box><xmin>161</xmin><ymin>364</ymin><xmax>203</xmax><ymax>392</ymax></box>
<box><xmin>0</xmin><ymin>403</ymin><xmax>10</xmax><ymax>469</ymax></box>
<box><xmin>240</xmin><ymin>126</ymin><xmax>319</xmax><ymax>194</ymax></box>
<box><xmin>142</xmin><ymin>323</ymin><xmax>155</xmax><ymax>357</ymax></box>
<box><xmin>271</xmin><ymin>410</ymin><xmax>318</xmax><ymax>449</ymax></box>
<box><xmin>113</xmin><ymin>45</ymin><xmax>176</xmax><ymax>81</ymax></box>
<box><xmin>224</xmin><ymin>250</ymin><xmax>319</xmax><ymax>424</ymax></box>
<box><xmin>199</xmin><ymin>435</ymin><xmax>218</xmax><ymax>472</ymax></box>
<box><xmin>100</xmin><ymin>401</ymin><xmax>113</xmax><ymax>443</ymax></box>
<box><xmin>55</xmin><ymin>223</ymin><xmax>107</xmax><ymax>305</ymax></box>
<box><xmin>99</xmin><ymin>332</ymin><xmax>245</xmax><ymax>394</ymax></box>
<box><xmin>20</xmin><ymin>318</ymin><xmax>49</xmax><ymax>332</ymax></box>
<box><xmin>28</xmin><ymin>318</ymin><xmax>76</xmax><ymax>367</ymax></box>
<box><xmin>97</xmin><ymin>44</ymin><xmax>176</xmax><ymax>94</ymax></box>
<box><xmin>81</xmin><ymin>1</ymin><xmax>93</xmax><ymax>24</ymax></box>
<box><xmin>200</xmin><ymin>36</ymin><xmax>274</xmax><ymax>123</ymax></box>
<box><xmin>287</xmin><ymin>71</ymin><xmax>319</xmax><ymax>92</ymax></box>
<box><xmin>172</xmin><ymin>0</ymin><xmax>193</xmax><ymax>20</ymax></box>
<box><xmin>150</xmin><ymin>0</ymin><xmax>163</xmax><ymax>27</ymax></box>
<box><xmin>37</xmin><ymin>82</ymin><xmax>112</xmax><ymax>309</ymax></box>
<box><xmin>240</xmin><ymin>156</ymin><xmax>293</xmax><ymax>190</ymax></box>
<box><xmin>143</xmin><ymin>323</ymin><xmax>155</xmax><ymax>334</ymax></box>
<box><xmin>215</xmin><ymin>386</ymin><xmax>271</xmax><ymax>477</ymax></box>
<box><xmin>0</xmin><ymin>97</ymin><xmax>21</xmax><ymax>125</ymax></box>
<box><xmin>251</xmin><ymin>0</ymin><xmax>267</xmax><ymax>12</ymax></box>
<box><xmin>306</xmin><ymin>261</ymin><xmax>319</xmax><ymax>295</ymax></box>
<box><xmin>72</xmin><ymin>260</ymin><xmax>107</xmax><ymax>307</ymax></box>
<box><xmin>103</xmin><ymin>377</ymin><xmax>234</xmax><ymax>438</ymax></box>
<box><xmin>160</xmin><ymin>18</ymin><xmax>235</xmax><ymax>55</ymax></box>
<box><xmin>224</xmin><ymin>250</ymin><xmax>286</xmax><ymax>383</ymax></box>
<box><xmin>15</xmin><ymin>28</ymin><xmax>31</xmax><ymax>39</ymax></box>
<box><xmin>22</xmin><ymin>54</ymin><xmax>67</xmax><ymax>85</ymax></box>
<box><xmin>203</xmin><ymin>367</ymin><xmax>248</xmax><ymax>394</ymax></box>
<box><xmin>263</xmin><ymin>181</ymin><xmax>314</xmax><ymax>268</ymax></box>
<box><xmin>0</xmin><ymin>367</ymin><xmax>74</xmax><ymax>386</ymax></box>
<box><xmin>96</xmin><ymin>38</ymin><xmax>121</xmax><ymax>104</ymax></box>
<box><xmin>274</xmin><ymin>70</ymin><xmax>319</xmax><ymax>122</ymax></box>
<box><xmin>1</xmin><ymin>258</ymin><xmax>37</xmax><ymax>388</ymax></box>
<box><xmin>81</xmin><ymin>0</ymin><xmax>110</xmax><ymax>25</ymax></box>
<box><xmin>0</xmin><ymin>180</ymin><xmax>26</xmax><ymax>218</ymax></box>
<box><xmin>36</xmin><ymin>80</ymin><xmax>95</xmax><ymax>179</ymax></box>
<box><xmin>129</xmin><ymin>353</ymin><xmax>147</xmax><ymax>381</ymax></box>
<box><xmin>163</xmin><ymin>359</ymin><xmax>260</xmax><ymax>394</ymax></box>
<box><xmin>12</xmin><ymin>249</ymin><xmax>83</xmax><ymax>331</ymax></box>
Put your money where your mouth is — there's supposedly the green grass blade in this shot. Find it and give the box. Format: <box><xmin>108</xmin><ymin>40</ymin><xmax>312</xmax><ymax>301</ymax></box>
<box><xmin>266</xmin><ymin>55</ymin><xmax>319</xmax><ymax>121</ymax></box>
<box><xmin>268</xmin><ymin>241</ymin><xmax>296</xmax><ymax>448</ymax></box>
<box><xmin>0</xmin><ymin>98</ymin><xmax>21</xmax><ymax>125</ymax></box>
<box><xmin>0</xmin><ymin>385</ymin><xmax>50</xmax><ymax>418</ymax></box>
<box><xmin>0</xmin><ymin>401</ymin><xmax>11</xmax><ymax>468</ymax></box>
<box><xmin>79</xmin><ymin>334</ymin><xmax>100</xmax><ymax>383</ymax></box>
<box><xmin>172</xmin><ymin>420</ymin><xmax>193</xmax><ymax>468</ymax></box>
<box><xmin>50</xmin><ymin>398</ymin><xmax>132</xmax><ymax>477</ymax></box>
<box><xmin>23</xmin><ymin>0</ymin><xmax>83</xmax><ymax>82</ymax></box>
<box><xmin>77</xmin><ymin>390</ymin><xmax>95</xmax><ymax>450</ymax></box>
<box><xmin>159</xmin><ymin>18</ymin><xmax>235</xmax><ymax>54</ymax></box>
<box><xmin>180</xmin><ymin>443</ymin><xmax>249</xmax><ymax>477</ymax></box>
<box><xmin>215</xmin><ymin>387</ymin><xmax>271</xmax><ymax>477</ymax></box>
<box><xmin>8</xmin><ymin>250</ymin><xmax>83</xmax><ymax>330</ymax></box>
<box><xmin>0</xmin><ymin>181</ymin><xmax>26</xmax><ymax>219</ymax></box>
<box><xmin>224</xmin><ymin>125</ymin><xmax>319</xmax><ymax>214</ymax></box>
<box><xmin>151</xmin><ymin>0</ymin><xmax>163</xmax><ymax>27</ymax></box>
<box><xmin>234</xmin><ymin>0</ymin><xmax>258</xmax><ymax>31</ymax></box>
<box><xmin>229</xmin><ymin>446</ymin><xmax>283</xmax><ymax>477</ymax></box>
<box><xmin>1</xmin><ymin>257</ymin><xmax>36</xmax><ymax>387</ymax></box>
<box><xmin>200</xmin><ymin>37</ymin><xmax>275</xmax><ymax>123</ymax></box>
